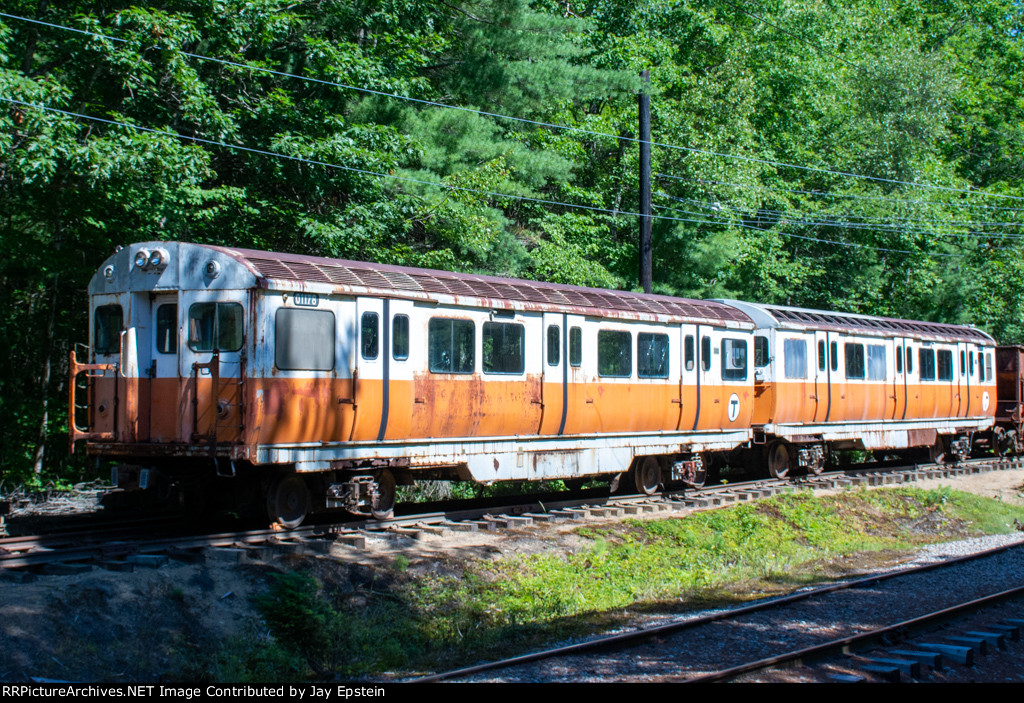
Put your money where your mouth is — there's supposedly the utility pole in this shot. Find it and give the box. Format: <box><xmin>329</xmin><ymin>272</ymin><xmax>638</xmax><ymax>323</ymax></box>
<box><xmin>638</xmin><ymin>70</ymin><xmax>652</xmax><ymax>294</ymax></box>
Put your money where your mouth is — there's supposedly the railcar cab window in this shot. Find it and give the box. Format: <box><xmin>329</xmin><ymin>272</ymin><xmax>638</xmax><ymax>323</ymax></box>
<box><xmin>598</xmin><ymin>330</ymin><xmax>632</xmax><ymax>377</ymax></box>
<box><xmin>845</xmin><ymin>343</ymin><xmax>865</xmax><ymax>379</ymax></box>
<box><xmin>276</xmin><ymin>308</ymin><xmax>335</xmax><ymax>371</ymax></box>
<box><xmin>937</xmin><ymin>349</ymin><xmax>953</xmax><ymax>381</ymax></box>
<box><xmin>867</xmin><ymin>345</ymin><xmax>886</xmax><ymax>381</ymax></box>
<box><xmin>637</xmin><ymin>333</ymin><xmax>669</xmax><ymax>378</ymax></box>
<box><xmin>429</xmin><ymin>318</ymin><xmax>474</xmax><ymax>374</ymax></box>
<box><xmin>569</xmin><ymin>326</ymin><xmax>582</xmax><ymax>367</ymax></box>
<box><xmin>919</xmin><ymin>348</ymin><xmax>936</xmax><ymax>381</ymax></box>
<box><xmin>754</xmin><ymin>336</ymin><xmax>769</xmax><ymax>368</ymax></box>
<box><xmin>783</xmin><ymin>339</ymin><xmax>806</xmax><ymax>379</ymax></box>
<box><xmin>721</xmin><ymin>338</ymin><xmax>748</xmax><ymax>381</ymax></box>
<box><xmin>156</xmin><ymin>304</ymin><xmax>177</xmax><ymax>354</ymax></box>
<box><xmin>985</xmin><ymin>351</ymin><xmax>993</xmax><ymax>382</ymax></box>
<box><xmin>188</xmin><ymin>302</ymin><xmax>243</xmax><ymax>352</ymax></box>
<box><xmin>94</xmin><ymin>304</ymin><xmax>123</xmax><ymax>354</ymax></box>
<box><xmin>361</xmin><ymin>312</ymin><xmax>379</xmax><ymax>360</ymax></box>
<box><xmin>392</xmin><ymin>315</ymin><xmax>409</xmax><ymax>361</ymax></box>
<box><xmin>483</xmin><ymin>322</ymin><xmax>525</xmax><ymax>374</ymax></box>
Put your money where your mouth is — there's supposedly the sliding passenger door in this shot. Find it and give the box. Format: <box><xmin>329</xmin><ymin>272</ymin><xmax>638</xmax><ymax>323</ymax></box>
<box><xmin>539</xmin><ymin>311</ymin><xmax>568</xmax><ymax>435</ymax></box>
<box><xmin>351</xmin><ymin>297</ymin><xmax>385</xmax><ymax>441</ymax></box>
<box><xmin>813</xmin><ymin>331</ymin><xmax>830</xmax><ymax>422</ymax></box>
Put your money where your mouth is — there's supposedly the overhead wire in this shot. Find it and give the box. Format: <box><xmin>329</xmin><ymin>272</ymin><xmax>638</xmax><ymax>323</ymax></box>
<box><xmin>2</xmin><ymin>96</ymin><xmax>961</xmax><ymax>258</ymax></box>
<box><xmin>3</xmin><ymin>10</ymin><xmax>1024</xmax><ymax>203</ymax></box>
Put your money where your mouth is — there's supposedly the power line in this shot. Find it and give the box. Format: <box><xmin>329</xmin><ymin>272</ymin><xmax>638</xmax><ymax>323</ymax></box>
<box><xmin>655</xmin><ymin>193</ymin><xmax>1024</xmax><ymax>239</ymax></box>
<box><xmin>655</xmin><ymin>173</ymin><xmax>1024</xmax><ymax>215</ymax></box>
<box><xmin>4</xmin><ymin>10</ymin><xmax>1024</xmax><ymax>202</ymax></box>
<box><xmin>3</xmin><ymin>97</ymin><xmax>959</xmax><ymax>258</ymax></box>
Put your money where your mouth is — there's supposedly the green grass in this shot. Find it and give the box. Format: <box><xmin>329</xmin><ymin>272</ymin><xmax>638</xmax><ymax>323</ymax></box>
<box><xmin>235</xmin><ymin>486</ymin><xmax>1024</xmax><ymax>680</ymax></box>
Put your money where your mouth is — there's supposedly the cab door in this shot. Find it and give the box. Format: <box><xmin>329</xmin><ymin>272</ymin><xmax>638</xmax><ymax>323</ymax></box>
<box><xmin>181</xmin><ymin>295</ymin><xmax>246</xmax><ymax>447</ymax></box>
<box><xmin>149</xmin><ymin>294</ymin><xmax>181</xmax><ymax>442</ymax></box>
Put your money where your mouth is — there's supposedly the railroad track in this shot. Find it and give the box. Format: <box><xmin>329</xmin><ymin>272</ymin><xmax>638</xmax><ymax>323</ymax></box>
<box><xmin>413</xmin><ymin>537</ymin><xmax>1024</xmax><ymax>683</ymax></box>
<box><xmin>2</xmin><ymin>456</ymin><xmax>1021</xmax><ymax>579</ymax></box>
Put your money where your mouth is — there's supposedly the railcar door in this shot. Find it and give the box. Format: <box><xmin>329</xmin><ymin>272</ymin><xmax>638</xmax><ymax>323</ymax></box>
<box><xmin>381</xmin><ymin>299</ymin><xmax>414</xmax><ymax>440</ymax></box>
<box><xmin>677</xmin><ymin>325</ymin><xmax>699</xmax><ymax>431</ymax></box>
<box><xmin>892</xmin><ymin>337</ymin><xmax>908</xmax><ymax>421</ymax></box>
<box><xmin>812</xmin><ymin>331</ymin><xmax>829</xmax><ymax>423</ymax></box>
<box><xmin>351</xmin><ymin>297</ymin><xmax>385</xmax><ymax>442</ymax></box>
<box><xmin>539</xmin><ymin>312</ymin><xmax>568</xmax><ymax>436</ymax></box>
<box><xmin>560</xmin><ymin>314</ymin><xmax>588</xmax><ymax>435</ymax></box>
<box><xmin>956</xmin><ymin>342</ymin><xmax>969</xmax><ymax>418</ymax></box>
<box><xmin>181</xmin><ymin>294</ymin><xmax>246</xmax><ymax>447</ymax></box>
<box><xmin>148</xmin><ymin>293</ymin><xmax>181</xmax><ymax>442</ymax></box>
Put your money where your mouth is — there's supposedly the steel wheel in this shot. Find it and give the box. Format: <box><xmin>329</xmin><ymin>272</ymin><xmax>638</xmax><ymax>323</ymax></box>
<box><xmin>928</xmin><ymin>437</ymin><xmax>947</xmax><ymax>465</ymax></box>
<box><xmin>634</xmin><ymin>457</ymin><xmax>662</xmax><ymax>495</ymax></box>
<box><xmin>266</xmin><ymin>475</ymin><xmax>310</xmax><ymax>530</ymax></box>
<box><xmin>767</xmin><ymin>442</ymin><xmax>791</xmax><ymax>479</ymax></box>
<box><xmin>370</xmin><ymin>469</ymin><xmax>396</xmax><ymax>520</ymax></box>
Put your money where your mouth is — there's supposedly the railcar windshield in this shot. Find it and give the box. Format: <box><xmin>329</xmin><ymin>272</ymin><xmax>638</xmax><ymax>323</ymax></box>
<box><xmin>94</xmin><ymin>304</ymin><xmax>123</xmax><ymax>355</ymax></box>
<box><xmin>188</xmin><ymin>302</ymin><xmax>243</xmax><ymax>352</ymax></box>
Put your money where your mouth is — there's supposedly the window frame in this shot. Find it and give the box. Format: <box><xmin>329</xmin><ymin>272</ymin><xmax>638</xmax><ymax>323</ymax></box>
<box><xmin>482</xmin><ymin>321</ymin><xmax>526</xmax><ymax>375</ymax></box>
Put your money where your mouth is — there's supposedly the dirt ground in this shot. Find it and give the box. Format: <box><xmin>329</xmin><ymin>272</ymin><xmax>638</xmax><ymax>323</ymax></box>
<box><xmin>2</xmin><ymin>468</ymin><xmax>1023</xmax><ymax>683</ymax></box>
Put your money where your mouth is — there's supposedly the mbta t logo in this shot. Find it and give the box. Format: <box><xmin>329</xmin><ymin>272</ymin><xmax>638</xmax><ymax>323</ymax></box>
<box><xmin>728</xmin><ymin>393</ymin><xmax>741</xmax><ymax>422</ymax></box>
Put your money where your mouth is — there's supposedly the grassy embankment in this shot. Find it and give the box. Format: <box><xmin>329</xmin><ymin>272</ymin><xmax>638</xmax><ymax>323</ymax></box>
<box><xmin>226</xmin><ymin>485</ymin><xmax>1024</xmax><ymax>680</ymax></box>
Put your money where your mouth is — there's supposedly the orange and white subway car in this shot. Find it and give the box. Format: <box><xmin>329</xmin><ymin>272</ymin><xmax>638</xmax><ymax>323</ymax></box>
<box><xmin>71</xmin><ymin>242</ymin><xmax>760</xmax><ymax>524</ymax></box>
<box><xmin>719</xmin><ymin>301</ymin><xmax>997</xmax><ymax>476</ymax></box>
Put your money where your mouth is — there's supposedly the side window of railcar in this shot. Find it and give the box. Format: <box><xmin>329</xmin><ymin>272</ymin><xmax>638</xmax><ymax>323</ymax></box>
<box><xmin>896</xmin><ymin>347</ymin><xmax>903</xmax><ymax>374</ymax></box>
<box><xmin>684</xmin><ymin>335</ymin><xmax>695</xmax><ymax>372</ymax></box>
<box><xmin>547</xmin><ymin>325</ymin><xmax>560</xmax><ymax>366</ymax></box>
<box><xmin>429</xmin><ymin>318</ymin><xmax>475</xmax><ymax>374</ymax></box>
<box><xmin>598</xmin><ymin>330</ymin><xmax>632</xmax><ymax>377</ymax></box>
<box><xmin>188</xmin><ymin>302</ymin><xmax>243</xmax><ymax>352</ymax></box>
<box><xmin>275</xmin><ymin>308</ymin><xmax>335</xmax><ymax>371</ymax></box>
<box><xmin>392</xmin><ymin>315</ymin><xmax>409</xmax><ymax>361</ymax></box>
<box><xmin>483</xmin><ymin>322</ymin><xmax>525</xmax><ymax>374</ymax></box>
<box><xmin>754</xmin><ymin>336</ymin><xmax>770</xmax><ymax>368</ymax></box>
<box><xmin>94</xmin><ymin>304</ymin><xmax>123</xmax><ymax>354</ymax></box>
<box><xmin>937</xmin><ymin>349</ymin><xmax>953</xmax><ymax>381</ymax></box>
<box><xmin>960</xmin><ymin>350</ymin><xmax>966</xmax><ymax>378</ymax></box>
<box><xmin>906</xmin><ymin>346</ymin><xmax>913</xmax><ymax>374</ymax></box>
<box><xmin>701</xmin><ymin>336</ymin><xmax>711</xmax><ymax>372</ymax></box>
<box><xmin>818</xmin><ymin>340</ymin><xmax>826</xmax><ymax>372</ymax></box>
<box><xmin>919</xmin><ymin>348</ymin><xmax>936</xmax><ymax>381</ymax></box>
<box><xmin>361</xmin><ymin>312</ymin><xmax>379</xmax><ymax>360</ymax></box>
<box><xmin>985</xmin><ymin>352</ymin><xmax>993</xmax><ymax>382</ymax></box>
<box><xmin>569</xmin><ymin>326</ymin><xmax>582</xmax><ymax>367</ymax></box>
<box><xmin>867</xmin><ymin>345</ymin><xmax>886</xmax><ymax>381</ymax></box>
<box><xmin>844</xmin><ymin>343</ymin><xmax>865</xmax><ymax>379</ymax></box>
<box><xmin>830</xmin><ymin>341</ymin><xmax>839</xmax><ymax>373</ymax></box>
<box><xmin>156</xmin><ymin>304</ymin><xmax>177</xmax><ymax>354</ymax></box>
<box><xmin>783</xmin><ymin>339</ymin><xmax>806</xmax><ymax>379</ymax></box>
<box><xmin>637</xmin><ymin>333</ymin><xmax>669</xmax><ymax>379</ymax></box>
<box><xmin>721</xmin><ymin>338</ymin><xmax>748</xmax><ymax>381</ymax></box>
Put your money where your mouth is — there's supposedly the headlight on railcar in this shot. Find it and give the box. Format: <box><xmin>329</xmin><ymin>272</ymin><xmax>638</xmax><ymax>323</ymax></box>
<box><xmin>134</xmin><ymin>249</ymin><xmax>151</xmax><ymax>269</ymax></box>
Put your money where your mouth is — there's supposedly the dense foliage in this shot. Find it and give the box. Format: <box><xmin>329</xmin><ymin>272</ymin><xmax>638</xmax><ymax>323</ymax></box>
<box><xmin>1</xmin><ymin>0</ymin><xmax>1022</xmax><ymax>482</ymax></box>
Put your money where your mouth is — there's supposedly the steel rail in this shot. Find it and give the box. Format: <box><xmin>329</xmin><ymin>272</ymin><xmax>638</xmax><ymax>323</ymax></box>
<box><xmin>409</xmin><ymin>536</ymin><xmax>1024</xmax><ymax>682</ymax></box>
<box><xmin>681</xmin><ymin>585</ymin><xmax>1024</xmax><ymax>683</ymax></box>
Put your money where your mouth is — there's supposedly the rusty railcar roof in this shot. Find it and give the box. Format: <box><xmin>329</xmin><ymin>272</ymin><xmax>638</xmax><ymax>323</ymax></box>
<box><xmin>722</xmin><ymin>299</ymin><xmax>993</xmax><ymax>343</ymax></box>
<box><xmin>211</xmin><ymin>246</ymin><xmax>753</xmax><ymax>326</ymax></box>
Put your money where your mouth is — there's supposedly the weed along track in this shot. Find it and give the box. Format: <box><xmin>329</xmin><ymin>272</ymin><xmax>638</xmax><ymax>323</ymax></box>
<box><xmin>421</xmin><ymin>539</ymin><xmax>1024</xmax><ymax>683</ymax></box>
<box><xmin>2</xmin><ymin>463</ymin><xmax>1024</xmax><ymax>681</ymax></box>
